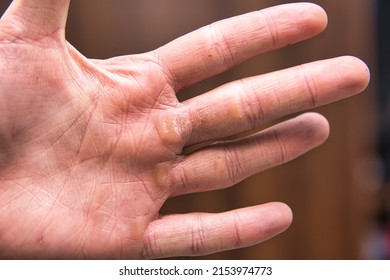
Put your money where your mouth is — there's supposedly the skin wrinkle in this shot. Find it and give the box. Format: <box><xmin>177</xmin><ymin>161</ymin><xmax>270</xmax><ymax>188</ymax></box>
<box><xmin>166</xmin><ymin>160</ymin><xmax>191</xmax><ymax>196</ymax></box>
<box><xmin>5</xmin><ymin>1</ymin><xmax>68</xmax><ymax>37</ymax></box>
<box><xmin>206</xmin><ymin>23</ymin><xmax>236</xmax><ymax>71</ymax></box>
<box><xmin>237</xmin><ymin>79</ymin><xmax>265</xmax><ymax>130</ymax></box>
<box><xmin>119</xmin><ymin>61</ymin><xmax>170</xmax><ymax>110</ymax></box>
<box><xmin>110</xmin><ymin>111</ymin><xmax>126</xmax><ymax>165</ymax></box>
<box><xmin>141</xmin><ymin>221</ymin><xmax>161</xmax><ymax>259</ymax></box>
<box><xmin>99</xmin><ymin>158</ymin><xmax>120</xmax><ymax>249</ymax></box>
<box><xmin>8</xmin><ymin>126</ymin><xmax>80</xmax><ymax>175</ymax></box>
<box><xmin>5</xmin><ymin>180</ymin><xmax>39</xmax><ymax>206</ymax></box>
<box><xmin>68</xmin><ymin>104</ymin><xmax>98</xmax><ymax>165</ymax></box>
<box><xmin>0</xmin><ymin>182</ymin><xmax>26</xmax><ymax>208</ymax></box>
<box><xmin>32</xmin><ymin>182</ymin><xmax>66</xmax><ymax>208</ymax></box>
<box><xmin>8</xmin><ymin>176</ymin><xmax>81</xmax><ymax>258</ymax></box>
<box><xmin>168</xmin><ymin>157</ymin><xmax>194</xmax><ymax>193</ymax></box>
<box><xmin>35</xmin><ymin>185</ymin><xmax>68</xmax><ymax>242</ymax></box>
<box><xmin>176</xmin><ymin>166</ymin><xmax>191</xmax><ymax>194</ymax></box>
<box><xmin>270</xmin><ymin>76</ymin><xmax>283</xmax><ymax>114</ymax></box>
<box><xmin>272</xmin><ymin>130</ymin><xmax>288</xmax><ymax>163</ymax></box>
<box><xmin>82</xmin><ymin>167</ymin><xmax>101</xmax><ymax>216</ymax></box>
<box><xmin>0</xmin><ymin>23</ymin><xmax>65</xmax><ymax>47</ymax></box>
<box><xmin>164</xmin><ymin>153</ymin><xmax>205</xmax><ymax>194</ymax></box>
<box><xmin>231</xmin><ymin>211</ymin><xmax>243</xmax><ymax>249</ymax></box>
<box><xmin>190</xmin><ymin>214</ymin><xmax>206</xmax><ymax>255</ymax></box>
<box><xmin>80</xmin><ymin>169</ymin><xmax>151</xmax><ymax>258</ymax></box>
<box><xmin>299</xmin><ymin>64</ymin><xmax>319</xmax><ymax>107</ymax></box>
<box><xmin>152</xmin><ymin>49</ymin><xmax>181</xmax><ymax>93</ymax></box>
<box><xmin>28</xmin><ymin>101</ymin><xmax>78</xmax><ymax>143</ymax></box>
<box><xmin>183</xmin><ymin>105</ymin><xmax>203</xmax><ymax>147</ymax></box>
<box><xmin>258</xmin><ymin>9</ymin><xmax>279</xmax><ymax>50</ymax></box>
<box><xmin>4</xmin><ymin>187</ymin><xmax>59</xmax><ymax>256</ymax></box>
<box><xmin>94</xmin><ymin>212</ymin><xmax>118</xmax><ymax>255</ymax></box>
<box><xmin>38</xmin><ymin>217</ymin><xmax>58</xmax><ymax>253</ymax></box>
<box><xmin>223</xmin><ymin>143</ymin><xmax>245</xmax><ymax>185</ymax></box>
<box><xmin>66</xmin><ymin>225</ymin><xmax>86</xmax><ymax>258</ymax></box>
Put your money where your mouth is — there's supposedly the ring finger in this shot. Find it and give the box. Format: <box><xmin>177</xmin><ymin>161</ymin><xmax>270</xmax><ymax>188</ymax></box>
<box><xmin>157</xmin><ymin>112</ymin><xmax>329</xmax><ymax>197</ymax></box>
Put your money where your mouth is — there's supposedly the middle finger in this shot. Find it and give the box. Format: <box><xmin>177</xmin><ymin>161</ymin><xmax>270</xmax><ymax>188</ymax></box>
<box><xmin>182</xmin><ymin>56</ymin><xmax>369</xmax><ymax>147</ymax></box>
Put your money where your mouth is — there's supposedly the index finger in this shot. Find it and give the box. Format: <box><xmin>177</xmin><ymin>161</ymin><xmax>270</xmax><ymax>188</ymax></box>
<box><xmin>155</xmin><ymin>3</ymin><xmax>328</xmax><ymax>92</ymax></box>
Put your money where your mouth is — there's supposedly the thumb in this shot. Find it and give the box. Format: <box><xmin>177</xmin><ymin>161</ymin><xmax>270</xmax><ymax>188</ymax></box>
<box><xmin>1</xmin><ymin>0</ymin><xmax>70</xmax><ymax>39</ymax></box>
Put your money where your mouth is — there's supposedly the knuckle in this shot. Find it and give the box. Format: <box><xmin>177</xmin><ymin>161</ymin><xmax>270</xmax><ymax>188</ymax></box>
<box><xmin>272</xmin><ymin>130</ymin><xmax>288</xmax><ymax>163</ymax></box>
<box><xmin>258</xmin><ymin>9</ymin><xmax>280</xmax><ymax>49</ymax></box>
<box><xmin>236</xmin><ymin>80</ymin><xmax>265</xmax><ymax>129</ymax></box>
<box><xmin>190</xmin><ymin>215</ymin><xmax>206</xmax><ymax>255</ymax></box>
<box><xmin>142</xmin><ymin>224</ymin><xmax>162</xmax><ymax>259</ymax></box>
<box><xmin>206</xmin><ymin>23</ymin><xmax>236</xmax><ymax>69</ymax></box>
<box><xmin>299</xmin><ymin>65</ymin><xmax>319</xmax><ymax>107</ymax></box>
<box><xmin>231</xmin><ymin>211</ymin><xmax>244</xmax><ymax>248</ymax></box>
<box><xmin>222</xmin><ymin>144</ymin><xmax>244</xmax><ymax>185</ymax></box>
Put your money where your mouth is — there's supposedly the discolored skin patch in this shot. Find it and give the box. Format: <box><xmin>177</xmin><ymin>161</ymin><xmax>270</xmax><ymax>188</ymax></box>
<box><xmin>155</xmin><ymin>113</ymin><xmax>183</xmax><ymax>147</ymax></box>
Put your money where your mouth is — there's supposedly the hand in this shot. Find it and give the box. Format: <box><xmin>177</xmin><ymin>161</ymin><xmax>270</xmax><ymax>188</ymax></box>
<box><xmin>0</xmin><ymin>0</ymin><xmax>369</xmax><ymax>259</ymax></box>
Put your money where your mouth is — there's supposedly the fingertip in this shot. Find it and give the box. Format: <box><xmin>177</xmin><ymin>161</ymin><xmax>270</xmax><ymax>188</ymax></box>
<box><xmin>265</xmin><ymin>202</ymin><xmax>293</xmax><ymax>234</ymax></box>
<box><xmin>301</xmin><ymin>2</ymin><xmax>328</xmax><ymax>33</ymax></box>
<box><xmin>337</xmin><ymin>56</ymin><xmax>371</xmax><ymax>93</ymax></box>
<box><xmin>299</xmin><ymin>112</ymin><xmax>330</xmax><ymax>145</ymax></box>
<box><xmin>279</xmin><ymin>2</ymin><xmax>328</xmax><ymax>36</ymax></box>
<box><xmin>280</xmin><ymin>113</ymin><xmax>330</xmax><ymax>154</ymax></box>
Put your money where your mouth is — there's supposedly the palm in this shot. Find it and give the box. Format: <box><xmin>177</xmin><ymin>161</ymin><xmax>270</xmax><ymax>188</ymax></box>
<box><xmin>0</xmin><ymin>27</ymin><xmax>184</xmax><ymax>258</ymax></box>
<box><xmin>0</xmin><ymin>1</ymin><xmax>369</xmax><ymax>259</ymax></box>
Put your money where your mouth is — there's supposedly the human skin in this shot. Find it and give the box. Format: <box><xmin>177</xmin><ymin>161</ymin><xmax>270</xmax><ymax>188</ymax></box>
<box><xmin>0</xmin><ymin>0</ymin><xmax>369</xmax><ymax>259</ymax></box>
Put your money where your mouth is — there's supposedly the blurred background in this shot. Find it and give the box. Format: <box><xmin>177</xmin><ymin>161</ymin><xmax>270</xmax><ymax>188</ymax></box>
<box><xmin>0</xmin><ymin>0</ymin><xmax>387</xmax><ymax>259</ymax></box>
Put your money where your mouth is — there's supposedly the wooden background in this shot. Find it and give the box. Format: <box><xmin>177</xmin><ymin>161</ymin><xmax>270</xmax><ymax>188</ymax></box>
<box><xmin>0</xmin><ymin>0</ymin><xmax>379</xmax><ymax>259</ymax></box>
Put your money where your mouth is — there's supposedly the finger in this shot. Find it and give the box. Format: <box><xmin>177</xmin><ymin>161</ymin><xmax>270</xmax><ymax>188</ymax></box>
<box><xmin>142</xmin><ymin>202</ymin><xmax>292</xmax><ymax>258</ymax></box>
<box><xmin>1</xmin><ymin>0</ymin><xmax>70</xmax><ymax>38</ymax></box>
<box><xmin>182</xmin><ymin>56</ymin><xmax>369</xmax><ymax>146</ymax></box>
<box><xmin>155</xmin><ymin>3</ymin><xmax>327</xmax><ymax>91</ymax></box>
<box><xmin>156</xmin><ymin>113</ymin><xmax>329</xmax><ymax>197</ymax></box>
